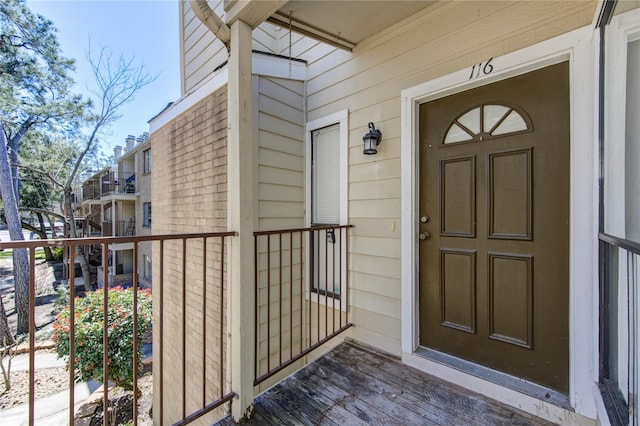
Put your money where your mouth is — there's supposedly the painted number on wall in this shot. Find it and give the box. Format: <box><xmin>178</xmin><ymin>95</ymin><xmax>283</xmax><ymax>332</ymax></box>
<box><xmin>469</xmin><ymin>57</ymin><xmax>494</xmax><ymax>80</ymax></box>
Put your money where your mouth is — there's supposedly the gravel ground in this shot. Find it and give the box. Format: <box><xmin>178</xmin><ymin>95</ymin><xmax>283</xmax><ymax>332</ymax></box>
<box><xmin>0</xmin><ymin>257</ymin><xmax>66</xmax><ymax>410</ymax></box>
<box><xmin>0</xmin><ymin>363</ymin><xmax>69</xmax><ymax>409</ymax></box>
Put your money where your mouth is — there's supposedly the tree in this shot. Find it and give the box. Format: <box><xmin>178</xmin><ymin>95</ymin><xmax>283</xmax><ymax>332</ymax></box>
<box><xmin>0</xmin><ymin>123</ymin><xmax>28</xmax><ymax>339</ymax></box>
<box><xmin>0</xmin><ymin>286</ymin><xmax>14</xmax><ymax>347</ymax></box>
<box><xmin>17</xmin><ymin>133</ymin><xmax>73</xmax><ymax>259</ymax></box>
<box><xmin>1</xmin><ymin>0</ymin><xmax>154</xmax><ymax>336</ymax></box>
<box><xmin>0</xmin><ymin>0</ymin><xmax>83</xmax><ymax>335</ymax></box>
<box><xmin>59</xmin><ymin>47</ymin><xmax>155</xmax><ymax>290</ymax></box>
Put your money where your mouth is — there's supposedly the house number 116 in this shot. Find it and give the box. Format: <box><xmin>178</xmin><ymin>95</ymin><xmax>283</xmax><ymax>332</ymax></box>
<box><xmin>469</xmin><ymin>57</ymin><xmax>494</xmax><ymax>79</ymax></box>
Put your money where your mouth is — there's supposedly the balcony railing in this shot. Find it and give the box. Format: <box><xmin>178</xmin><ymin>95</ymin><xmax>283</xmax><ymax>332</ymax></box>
<box><xmin>599</xmin><ymin>232</ymin><xmax>640</xmax><ymax>425</ymax></box>
<box><xmin>253</xmin><ymin>225</ymin><xmax>354</xmax><ymax>385</ymax></box>
<box><xmin>101</xmin><ymin>219</ymin><xmax>136</xmax><ymax>237</ymax></box>
<box><xmin>82</xmin><ymin>184</ymin><xmax>101</xmax><ymax>201</ymax></box>
<box><xmin>0</xmin><ymin>225</ymin><xmax>354</xmax><ymax>425</ymax></box>
<box><xmin>0</xmin><ymin>232</ymin><xmax>235</xmax><ymax>426</ymax></box>
<box><xmin>101</xmin><ymin>172</ymin><xmax>136</xmax><ymax>195</ymax></box>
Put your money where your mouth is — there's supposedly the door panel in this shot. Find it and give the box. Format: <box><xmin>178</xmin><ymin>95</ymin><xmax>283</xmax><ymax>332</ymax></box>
<box><xmin>440</xmin><ymin>156</ymin><xmax>476</xmax><ymax>237</ymax></box>
<box><xmin>488</xmin><ymin>149</ymin><xmax>532</xmax><ymax>239</ymax></box>
<box><xmin>487</xmin><ymin>252</ymin><xmax>533</xmax><ymax>348</ymax></box>
<box><xmin>419</xmin><ymin>62</ymin><xmax>570</xmax><ymax>393</ymax></box>
<box><xmin>440</xmin><ymin>249</ymin><xmax>476</xmax><ymax>333</ymax></box>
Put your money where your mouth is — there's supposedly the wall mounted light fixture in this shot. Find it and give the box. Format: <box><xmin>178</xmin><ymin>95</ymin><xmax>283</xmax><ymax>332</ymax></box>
<box><xmin>362</xmin><ymin>122</ymin><xmax>382</xmax><ymax>155</ymax></box>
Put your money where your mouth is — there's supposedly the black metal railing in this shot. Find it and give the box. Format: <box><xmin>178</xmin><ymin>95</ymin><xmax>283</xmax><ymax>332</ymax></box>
<box><xmin>253</xmin><ymin>225</ymin><xmax>354</xmax><ymax>385</ymax></box>
<box><xmin>101</xmin><ymin>172</ymin><xmax>136</xmax><ymax>195</ymax></box>
<box><xmin>81</xmin><ymin>184</ymin><xmax>101</xmax><ymax>201</ymax></box>
<box><xmin>599</xmin><ymin>232</ymin><xmax>640</xmax><ymax>426</ymax></box>
<box><xmin>0</xmin><ymin>232</ymin><xmax>236</xmax><ymax>426</ymax></box>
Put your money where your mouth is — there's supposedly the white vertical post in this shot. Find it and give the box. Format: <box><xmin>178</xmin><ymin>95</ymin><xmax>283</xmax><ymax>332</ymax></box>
<box><xmin>227</xmin><ymin>19</ymin><xmax>256</xmax><ymax>421</ymax></box>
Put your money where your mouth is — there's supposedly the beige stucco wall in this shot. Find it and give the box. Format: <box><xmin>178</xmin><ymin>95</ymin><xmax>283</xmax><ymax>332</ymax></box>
<box><xmin>151</xmin><ymin>86</ymin><xmax>228</xmax><ymax>425</ymax></box>
<box><xmin>295</xmin><ymin>0</ymin><xmax>598</xmax><ymax>356</ymax></box>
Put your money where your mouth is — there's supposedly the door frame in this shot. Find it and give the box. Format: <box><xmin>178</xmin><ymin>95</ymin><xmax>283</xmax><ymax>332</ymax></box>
<box><xmin>400</xmin><ymin>25</ymin><xmax>598</xmax><ymax>419</ymax></box>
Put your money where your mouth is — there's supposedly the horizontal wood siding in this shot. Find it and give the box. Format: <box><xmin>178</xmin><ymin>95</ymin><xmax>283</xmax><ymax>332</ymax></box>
<box><xmin>256</xmin><ymin>75</ymin><xmax>305</xmax><ymax>231</ymax></box>
<box><xmin>254</xmin><ymin>74</ymin><xmax>306</xmax><ymax>391</ymax></box>
<box><xmin>301</xmin><ymin>0</ymin><xmax>597</xmax><ymax>356</ymax></box>
<box><xmin>181</xmin><ymin>1</ymin><xmax>228</xmax><ymax>93</ymax></box>
<box><xmin>181</xmin><ymin>5</ymin><xmax>284</xmax><ymax>93</ymax></box>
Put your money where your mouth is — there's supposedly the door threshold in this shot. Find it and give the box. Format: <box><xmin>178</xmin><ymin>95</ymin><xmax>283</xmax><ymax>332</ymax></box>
<box><xmin>415</xmin><ymin>346</ymin><xmax>571</xmax><ymax>410</ymax></box>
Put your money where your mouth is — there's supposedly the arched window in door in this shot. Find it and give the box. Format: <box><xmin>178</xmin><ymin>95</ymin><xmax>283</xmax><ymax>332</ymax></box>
<box><xmin>443</xmin><ymin>103</ymin><xmax>532</xmax><ymax>144</ymax></box>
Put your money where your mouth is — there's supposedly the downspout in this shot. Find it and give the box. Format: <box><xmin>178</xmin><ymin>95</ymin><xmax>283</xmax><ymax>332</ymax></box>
<box><xmin>190</xmin><ymin>0</ymin><xmax>231</xmax><ymax>51</ymax></box>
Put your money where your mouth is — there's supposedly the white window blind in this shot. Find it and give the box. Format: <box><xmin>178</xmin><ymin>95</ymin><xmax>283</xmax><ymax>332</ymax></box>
<box><xmin>312</xmin><ymin>124</ymin><xmax>340</xmax><ymax>224</ymax></box>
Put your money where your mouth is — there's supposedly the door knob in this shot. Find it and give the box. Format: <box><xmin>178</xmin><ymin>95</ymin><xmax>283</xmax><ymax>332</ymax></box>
<box><xmin>420</xmin><ymin>215</ymin><xmax>429</xmax><ymax>223</ymax></box>
<box><xmin>419</xmin><ymin>232</ymin><xmax>430</xmax><ymax>240</ymax></box>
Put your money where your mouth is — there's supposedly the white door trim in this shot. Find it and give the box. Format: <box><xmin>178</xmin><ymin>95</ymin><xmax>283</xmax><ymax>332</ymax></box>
<box><xmin>400</xmin><ymin>25</ymin><xmax>598</xmax><ymax>421</ymax></box>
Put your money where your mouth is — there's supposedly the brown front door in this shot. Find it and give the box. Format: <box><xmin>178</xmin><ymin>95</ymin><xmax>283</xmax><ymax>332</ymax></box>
<box><xmin>418</xmin><ymin>62</ymin><xmax>570</xmax><ymax>393</ymax></box>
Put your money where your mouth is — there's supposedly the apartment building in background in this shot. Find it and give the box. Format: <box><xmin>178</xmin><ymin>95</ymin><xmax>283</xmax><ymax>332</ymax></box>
<box><xmin>73</xmin><ymin>133</ymin><xmax>153</xmax><ymax>288</ymax></box>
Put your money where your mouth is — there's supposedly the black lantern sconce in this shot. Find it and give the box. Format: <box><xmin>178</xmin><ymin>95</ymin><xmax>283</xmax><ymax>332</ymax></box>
<box><xmin>362</xmin><ymin>122</ymin><xmax>382</xmax><ymax>155</ymax></box>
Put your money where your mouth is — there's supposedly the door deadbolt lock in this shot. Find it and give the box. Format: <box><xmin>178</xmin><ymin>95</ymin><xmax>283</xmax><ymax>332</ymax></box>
<box><xmin>420</xmin><ymin>215</ymin><xmax>429</xmax><ymax>223</ymax></box>
<box><xmin>419</xmin><ymin>232</ymin><xmax>430</xmax><ymax>241</ymax></box>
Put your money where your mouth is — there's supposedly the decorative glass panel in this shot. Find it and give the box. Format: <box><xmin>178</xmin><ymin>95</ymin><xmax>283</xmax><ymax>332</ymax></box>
<box><xmin>442</xmin><ymin>103</ymin><xmax>531</xmax><ymax>144</ymax></box>
<box><xmin>457</xmin><ymin>107</ymin><xmax>481</xmax><ymax>134</ymax></box>
<box><xmin>483</xmin><ymin>105</ymin><xmax>511</xmax><ymax>133</ymax></box>
<box><xmin>444</xmin><ymin>123</ymin><xmax>473</xmax><ymax>144</ymax></box>
<box><xmin>492</xmin><ymin>110</ymin><xmax>528</xmax><ymax>136</ymax></box>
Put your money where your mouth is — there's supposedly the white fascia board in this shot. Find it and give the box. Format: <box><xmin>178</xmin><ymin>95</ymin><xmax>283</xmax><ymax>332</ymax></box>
<box><xmin>252</xmin><ymin>53</ymin><xmax>307</xmax><ymax>81</ymax></box>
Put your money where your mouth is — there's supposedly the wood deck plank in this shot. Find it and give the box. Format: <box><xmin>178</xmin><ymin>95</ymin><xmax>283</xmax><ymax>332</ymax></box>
<box><xmin>284</xmin><ymin>374</ymin><xmax>379</xmax><ymax>425</ymax></box>
<box><xmin>289</xmin><ymin>364</ymin><xmax>430</xmax><ymax>426</ymax></box>
<box><xmin>255</xmin><ymin>369</ymin><xmax>372</xmax><ymax>425</ymax></box>
<box><xmin>273</xmin><ymin>376</ymin><xmax>345</xmax><ymax>425</ymax></box>
<box><xmin>214</xmin><ymin>341</ymin><xmax>558</xmax><ymax>425</ymax></box>
<box><xmin>312</xmin><ymin>353</ymin><xmax>471</xmax><ymax>425</ymax></box>
<box><xmin>329</xmin><ymin>343</ymin><xmax>555</xmax><ymax>426</ymax></box>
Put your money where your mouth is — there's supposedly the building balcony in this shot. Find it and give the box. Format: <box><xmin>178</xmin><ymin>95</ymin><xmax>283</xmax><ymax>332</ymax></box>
<box><xmin>101</xmin><ymin>172</ymin><xmax>136</xmax><ymax>196</ymax></box>
<box><xmin>101</xmin><ymin>220</ymin><xmax>136</xmax><ymax>237</ymax></box>
<box><xmin>0</xmin><ymin>227</ymin><xmax>603</xmax><ymax>425</ymax></box>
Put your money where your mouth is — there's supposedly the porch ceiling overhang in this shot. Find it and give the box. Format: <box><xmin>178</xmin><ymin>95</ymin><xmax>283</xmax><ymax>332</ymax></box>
<box><xmin>225</xmin><ymin>0</ymin><xmax>435</xmax><ymax>51</ymax></box>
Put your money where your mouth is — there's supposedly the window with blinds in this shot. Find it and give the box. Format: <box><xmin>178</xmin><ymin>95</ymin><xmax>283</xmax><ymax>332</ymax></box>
<box><xmin>311</xmin><ymin>124</ymin><xmax>340</xmax><ymax>225</ymax></box>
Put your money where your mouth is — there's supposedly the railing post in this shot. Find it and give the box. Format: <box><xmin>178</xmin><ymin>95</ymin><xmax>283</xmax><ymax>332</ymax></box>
<box><xmin>228</xmin><ymin>18</ymin><xmax>256</xmax><ymax>422</ymax></box>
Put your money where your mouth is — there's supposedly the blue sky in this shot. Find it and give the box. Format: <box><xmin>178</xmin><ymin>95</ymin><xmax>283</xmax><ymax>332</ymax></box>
<box><xmin>26</xmin><ymin>0</ymin><xmax>181</xmax><ymax>155</ymax></box>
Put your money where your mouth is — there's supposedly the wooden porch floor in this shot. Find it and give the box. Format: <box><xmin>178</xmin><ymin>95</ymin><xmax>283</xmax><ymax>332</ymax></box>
<box><xmin>217</xmin><ymin>340</ymin><xmax>556</xmax><ymax>425</ymax></box>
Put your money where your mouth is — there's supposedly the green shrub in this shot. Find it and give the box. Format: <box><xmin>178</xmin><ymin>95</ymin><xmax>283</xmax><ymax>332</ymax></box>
<box><xmin>50</xmin><ymin>246</ymin><xmax>64</xmax><ymax>261</ymax></box>
<box><xmin>52</xmin><ymin>286</ymin><xmax>153</xmax><ymax>390</ymax></box>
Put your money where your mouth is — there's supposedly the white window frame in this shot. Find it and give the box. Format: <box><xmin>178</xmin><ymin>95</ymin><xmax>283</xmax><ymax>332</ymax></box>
<box><xmin>603</xmin><ymin>8</ymin><xmax>640</xmax><ymax>240</ymax></box>
<box><xmin>143</xmin><ymin>254</ymin><xmax>152</xmax><ymax>280</ymax></box>
<box><xmin>305</xmin><ymin>110</ymin><xmax>349</xmax><ymax>308</ymax></box>
<box><xmin>143</xmin><ymin>202</ymin><xmax>152</xmax><ymax>227</ymax></box>
<box><xmin>143</xmin><ymin>148</ymin><xmax>151</xmax><ymax>175</ymax></box>
<box><xmin>601</xmin><ymin>7</ymin><xmax>640</xmax><ymax>416</ymax></box>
